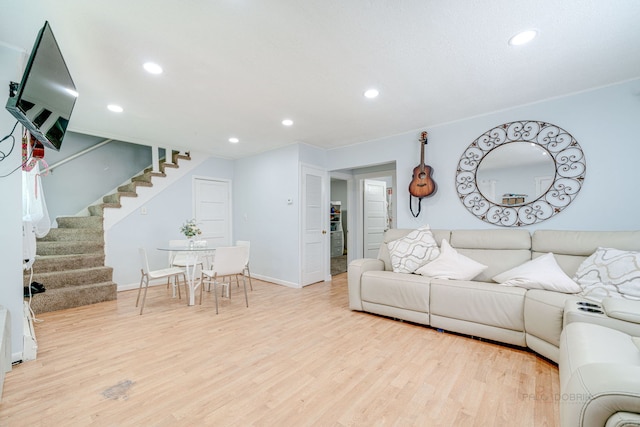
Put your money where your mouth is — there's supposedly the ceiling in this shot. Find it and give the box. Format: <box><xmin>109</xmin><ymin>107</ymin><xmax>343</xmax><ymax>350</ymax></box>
<box><xmin>2</xmin><ymin>1</ymin><xmax>640</xmax><ymax>159</ymax></box>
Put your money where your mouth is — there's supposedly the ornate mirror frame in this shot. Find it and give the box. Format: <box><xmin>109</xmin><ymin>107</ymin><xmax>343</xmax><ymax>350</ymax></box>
<box><xmin>455</xmin><ymin>120</ymin><xmax>586</xmax><ymax>227</ymax></box>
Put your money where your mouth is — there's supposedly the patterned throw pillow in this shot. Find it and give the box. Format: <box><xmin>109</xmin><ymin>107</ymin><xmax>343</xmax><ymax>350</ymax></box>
<box><xmin>387</xmin><ymin>226</ymin><xmax>440</xmax><ymax>273</ymax></box>
<box><xmin>573</xmin><ymin>247</ymin><xmax>640</xmax><ymax>301</ymax></box>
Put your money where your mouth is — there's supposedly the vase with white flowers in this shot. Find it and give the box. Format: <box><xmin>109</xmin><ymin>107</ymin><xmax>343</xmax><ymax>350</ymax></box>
<box><xmin>180</xmin><ymin>219</ymin><xmax>202</xmax><ymax>247</ymax></box>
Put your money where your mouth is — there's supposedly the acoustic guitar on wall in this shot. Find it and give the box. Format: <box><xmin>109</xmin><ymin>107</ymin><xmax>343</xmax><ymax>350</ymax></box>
<box><xmin>408</xmin><ymin>131</ymin><xmax>436</xmax><ymax>217</ymax></box>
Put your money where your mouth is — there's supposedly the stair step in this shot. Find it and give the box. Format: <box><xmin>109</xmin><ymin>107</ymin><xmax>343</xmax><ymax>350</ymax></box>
<box><xmin>57</xmin><ymin>216</ymin><xmax>104</xmax><ymax>230</ymax></box>
<box><xmin>37</xmin><ymin>228</ymin><xmax>103</xmax><ymax>242</ymax></box>
<box><xmin>88</xmin><ymin>203</ymin><xmax>121</xmax><ymax>216</ymax></box>
<box><xmin>131</xmin><ymin>172</ymin><xmax>152</xmax><ymax>183</ymax></box>
<box><xmin>37</xmin><ymin>241</ymin><xmax>104</xmax><ymax>256</ymax></box>
<box><xmin>103</xmin><ymin>192</ymin><xmax>137</xmax><ymax>204</ymax></box>
<box><xmin>27</xmin><ymin>253</ymin><xmax>106</xmax><ymax>273</ymax></box>
<box><xmin>161</xmin><ymin>163</ymin><xmax>178</xmax><ymax>171</ymax></box>
<box><xmin>26</xmin><ymin>281</ymin><xmax>117</xmax><ymax>314</ymax></box>
<box><xmin>24</xmin><ymin>266</ymin><xmax>113</xmax><ymax>289</ymax></box>
<box><xmin>117</xmin><ymin>181</ymin><xmax>153</xmax><ymax>193</ymax></box>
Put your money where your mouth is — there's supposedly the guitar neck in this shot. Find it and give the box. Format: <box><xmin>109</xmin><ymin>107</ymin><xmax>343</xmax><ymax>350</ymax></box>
<box><xmin>419</xmin><ymin>132</ymin><xmax>427</xmax><ymax>167</ymax></box>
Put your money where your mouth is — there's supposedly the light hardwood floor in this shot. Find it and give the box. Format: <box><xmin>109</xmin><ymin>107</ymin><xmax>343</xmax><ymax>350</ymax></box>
<box><xmin>1</xmin><ymin>274</ymin><xmax>560</xmax><ymax>426</ymax></box>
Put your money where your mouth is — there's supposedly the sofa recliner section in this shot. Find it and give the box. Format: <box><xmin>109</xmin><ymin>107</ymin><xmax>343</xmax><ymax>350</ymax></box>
<box><xmin>559</xmin><ymin>322</ymin><xmax>640</xmax><ymax>427</ymax></box>
<box><xmin>430</xmin><ymin>279</ymin><xmax>527</xmax><ymax>347</ymax></box>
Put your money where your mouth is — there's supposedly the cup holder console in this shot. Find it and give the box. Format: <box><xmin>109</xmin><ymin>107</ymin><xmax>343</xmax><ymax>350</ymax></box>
<box><xmin>577</xmin><ymin>301</ymin><xmax>601</xmax><ymax>308</ymax></box>
<box><xmin>577</xmin><ymin>306</ymin><xmax>604</xmax><ymax>314</ymax></box>
<box><xmin>576</xmin><ymin>301</ymin><xmax>604</xmax><ymax>314</ymax></box>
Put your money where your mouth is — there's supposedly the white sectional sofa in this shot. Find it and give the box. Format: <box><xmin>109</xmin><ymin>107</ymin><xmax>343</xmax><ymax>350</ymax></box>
<box><xmin>348</xmin><ymin>228</ymin><xmax>640</xmax><ymax>427</ymax></box>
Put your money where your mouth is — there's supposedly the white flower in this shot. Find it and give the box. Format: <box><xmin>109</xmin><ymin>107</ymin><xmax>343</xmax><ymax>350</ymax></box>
<box><xmin>180</xmin><ymin>219</ymin><xmax>202</xmax><ymax>238</ymax></box>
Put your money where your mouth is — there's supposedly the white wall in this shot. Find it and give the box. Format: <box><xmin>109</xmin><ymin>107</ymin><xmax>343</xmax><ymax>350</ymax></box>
<box><xmin>233</xmin><ymin>144</ymin><xmax>302</xmax><ymax>286</ymax></box>
<box><xmin>42</xmin><ymin>133</ymin><xmax>153</xmax><ymax>221</ymax></box>
<box><xmin>330</xmin><ymin>179</ymin><xmax>347</xmax><ymax>209</ymax></box>
<box><xmin>106</xmin><ymin>156</ymin><xmax>234</xmax><ymax>287</ymax></box>
<box><xmin>328</xmin><ymin>79</ymin><xmax>640</xmax><ymax>232</ymax></box>
<box><xmin>0</xmin><ymin>46</ymin><xmax>26</xmax><ymax>360</ymax></box>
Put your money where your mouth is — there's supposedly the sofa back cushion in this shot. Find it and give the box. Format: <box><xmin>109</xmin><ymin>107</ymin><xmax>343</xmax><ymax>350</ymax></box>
<box><xmin>378</xmin><ymin>228</ymin><xmax>451</xmax><ymax>271</ymax></box>
<box><xmin>532</xmin><ymin>230</ymin><xmax>640</xmax><ymax>276</ymax></box>
<box><xmin>450</xmin><ymin>229</ymin><xmax>532</xmax><ymax>282</ymax></box>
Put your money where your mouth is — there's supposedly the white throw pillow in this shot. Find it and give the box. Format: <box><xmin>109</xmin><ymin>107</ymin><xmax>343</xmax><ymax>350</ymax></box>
<box><xmin>387</xmin><ymin>225</ymin><xmax>440</xmax><ymax>273</ymax></box>
<box><xmin>573</xmin><ymin>247</ymin><xmax>640</xmax><ymax>302</ymax></box>
<box><xmin>493</xmin><ymin>252</ymin><xmax>581</xmax><ymax>293</ymax></box>
<box><xmin>415</xmin><ymin>239</ymin><xmax>487</xmax><ymax>280</ymax></box>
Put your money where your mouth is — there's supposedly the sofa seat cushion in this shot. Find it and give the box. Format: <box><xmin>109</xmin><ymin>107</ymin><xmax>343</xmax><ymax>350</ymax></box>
<box><xmin>361</xmin><ymin>271</ymin><xmax>431</xmax><ymax>313</ymax></box>
<box><xmin>430</xmin><ymin>279</ymin><xmax>526</xmax><ymax>331</ymax></box>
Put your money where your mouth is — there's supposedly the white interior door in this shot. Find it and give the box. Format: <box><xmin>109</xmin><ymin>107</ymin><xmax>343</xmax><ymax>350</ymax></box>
<box><xmin>301</xmin><ymin>165</ymin><xmax>327</xmax><ymax>286</ymax></box>
<box><xmin>193</xmin><ymin>177</ymin><xmax>231</xmax><ymax>248</ymax></box>
<box><xmin>363</xmin><ymin>179</ymin><xmax>387</xmax><ymax>258</ymax></box>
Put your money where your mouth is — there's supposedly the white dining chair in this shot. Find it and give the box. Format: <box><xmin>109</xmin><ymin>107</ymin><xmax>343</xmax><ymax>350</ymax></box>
<box><xmin>136</xmin><ymin>247</ymin><xmax>187</xmax><ymax>315</ymax></box>
<box><xmin>199</xmin><ymin>245</ymin><xmax>249</xmax><ymax>314</ymax></box>
<box><xmin>236</xmin><ymin>240</ymin><xmax>253</xmax><ymax>290</ymax></box>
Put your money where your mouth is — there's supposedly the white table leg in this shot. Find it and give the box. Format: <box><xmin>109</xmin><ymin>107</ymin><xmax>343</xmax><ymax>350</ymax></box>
<box><xmin>184</xmin><ymin>253</ymin><xmax>200</xmax><ymax>306</ymax></box>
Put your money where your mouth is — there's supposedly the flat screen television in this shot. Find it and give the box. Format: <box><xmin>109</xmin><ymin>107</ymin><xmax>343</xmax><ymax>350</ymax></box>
<box><xmin>5</xmin><ymin>21</ymin><xmax>77</xmax><ymax>151</ymax></box>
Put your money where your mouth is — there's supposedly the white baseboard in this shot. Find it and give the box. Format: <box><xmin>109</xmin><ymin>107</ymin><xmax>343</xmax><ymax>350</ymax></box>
<box><xmin>22</xmin><ymin>302</ymin><xmax>37</xmax><ymax>362</ymax></box>
<box><xmin>250</xmin><ymin>273</ymin><xmax>301</xmax><ymax>288</ymax></box>
<box><xmin>117</xmin><ymin>274</ymin><xmax>301</xmax><ymax>291</ymax></box>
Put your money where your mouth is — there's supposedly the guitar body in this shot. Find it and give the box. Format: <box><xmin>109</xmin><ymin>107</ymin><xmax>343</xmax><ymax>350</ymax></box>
<box><xmin>408</xmin><ymin>131</ymin><xmax>437</xmax><ymax>198</ymax></box>
<box><xmin>409</xmin><ymin>164</ymin><xmax>436</xmax><ymax>198</ymax></box>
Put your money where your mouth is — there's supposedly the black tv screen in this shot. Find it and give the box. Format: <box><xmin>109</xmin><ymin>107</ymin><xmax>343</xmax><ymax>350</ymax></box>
<box><xmin>5</xmin><ymin>21</ymin><xmax>77</xmax><ymax>151</ymax></box>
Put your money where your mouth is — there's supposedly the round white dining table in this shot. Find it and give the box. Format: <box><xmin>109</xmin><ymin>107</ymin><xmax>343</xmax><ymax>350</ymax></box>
<box><xmin>157</xmin><ymin>246</ymin><xmax>215</xmax><ymax>306</ymax></box>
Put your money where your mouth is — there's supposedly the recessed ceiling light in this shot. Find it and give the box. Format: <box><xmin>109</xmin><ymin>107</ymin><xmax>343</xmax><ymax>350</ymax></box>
<box><xmin>143</xmin><ymin>62</ymin><xmax>163</xmax><ymax>74</ymax></box>
<box><xmin>107</xmin><ymin>104</ymin><xmax>123</xmax><ymax>113</ymax></box>
<box><xmin>282</xmin><ymin>119</ymin><xmax>294</xmax><ymax>126</ymax></box>
<box><xmin>364</xmin><ymin>88</ymin><xmax>379</xmax><ymax>99</ymax></box>
<box><xmin>229</xmin><ymin>137</ymin><xmax>239</xmax><ymax>143</ymax></box>
<box><xmin>508</xmin><ymin>29</ymin><xmax>538</xmax><ymax>46</ymax></box>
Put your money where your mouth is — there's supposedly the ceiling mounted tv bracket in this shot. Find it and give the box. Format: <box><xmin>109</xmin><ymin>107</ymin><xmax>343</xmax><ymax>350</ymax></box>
<box><xmin>8</xmin><ymin>81</ymin><xmax>19</xmax><ymax>98</ymax></box>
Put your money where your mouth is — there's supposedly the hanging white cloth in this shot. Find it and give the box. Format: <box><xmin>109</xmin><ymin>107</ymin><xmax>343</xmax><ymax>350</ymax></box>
<box><xmin>22</xmin><ymin>157</ymin><xmax>51</xmax><ymax>238</ymax></box>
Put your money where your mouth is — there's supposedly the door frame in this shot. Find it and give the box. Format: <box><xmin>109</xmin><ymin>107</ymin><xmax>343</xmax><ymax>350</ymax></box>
<box><xmin>329</xmin><ymin>171</ymin><xmax>355</xmax><ymax>265</ymax></box>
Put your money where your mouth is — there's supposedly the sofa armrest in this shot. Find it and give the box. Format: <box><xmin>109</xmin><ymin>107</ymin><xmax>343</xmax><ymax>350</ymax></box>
<box><xmin>561</xmin><ymin>363</ymin><xmax>640</xmax><ymax>427</ymax></box>
<box><xmin>605</xmin><ymin>411</ymin><xmax>640</xmax><ymax>427</ymax></box>
<box><xmin>602</xmin><ymin>298</ymin><xmax>640</xmax><ymax>325</ymax></box>
<box><xmin>347</xmin><ymin>258</ymin><xmax>385</xmax><ymax>311</ymax></box>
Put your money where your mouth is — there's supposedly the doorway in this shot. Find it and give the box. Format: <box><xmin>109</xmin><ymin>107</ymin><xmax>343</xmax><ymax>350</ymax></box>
<box><xmin>329</xmin><ymin>162</ymin><xmax>396</xmax><ymax>271</ymax></box>
<box><xmin>330</xmin><ymin>177</ymin><xmax>348</xmax><ymax>275</ymax></box>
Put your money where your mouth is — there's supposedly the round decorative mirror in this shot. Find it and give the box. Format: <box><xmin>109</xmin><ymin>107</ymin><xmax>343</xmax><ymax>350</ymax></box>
<box><xmin>455</xmin><ymin>120</ymin><xmax>586</xmax><ymax>226</ymax></box>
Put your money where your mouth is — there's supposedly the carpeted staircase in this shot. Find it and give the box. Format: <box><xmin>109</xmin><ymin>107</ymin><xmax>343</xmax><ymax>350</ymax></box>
<box><xmin>24</xmin><ymin>151</ymin><xmax>190</xmax><ymax>314</ymax></box>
